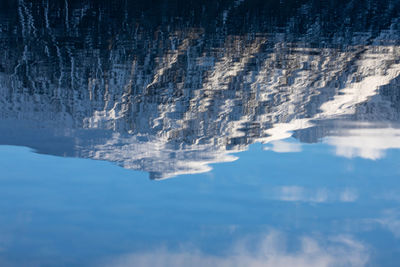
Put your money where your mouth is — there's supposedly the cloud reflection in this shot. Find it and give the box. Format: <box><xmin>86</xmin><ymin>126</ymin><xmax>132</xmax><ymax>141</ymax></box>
<box><xmin>102</xmin><ymin>231</ymin><xmax>368</xmax><ymax>267</ymax></box>
<box><xmin>325</xmin><ymin>128</ymin><xmax>400</xmax><ymax>160</ymax></box>
<box><xmin>265</xmin><ymin>141</ymin><xmax>302</xmax><ymax>153</ymax></box>
<box><xmin>272</xmin><ymin>186</ymin><xmax>358</xmax><ymax>203</ymax></box>
<box><xmin>373</xmin><ymin>209</ymin><xmax>400</xmax><ymax>238</ymax></box>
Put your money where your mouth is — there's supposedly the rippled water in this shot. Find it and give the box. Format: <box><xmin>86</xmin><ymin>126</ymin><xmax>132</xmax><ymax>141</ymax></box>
<box><xmin>1</xmin><ymin>0</ymin><xmax>400</xmax><ymax>266</ymax></box>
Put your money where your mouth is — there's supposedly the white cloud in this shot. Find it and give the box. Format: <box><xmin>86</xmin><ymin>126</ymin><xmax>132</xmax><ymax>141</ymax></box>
<box><xmin>339</xmin><ymin>188</ymin><xmax>359</xmax><ymax>202</ymax></box>
<box><xmin>263</xmin><ymin>126</ymin><xmax>400</xmax><ymax>161</ymax></box>
<box><xmin>101</xmin><ymin>231</ymin><xmax>368</xmax><ymax>267</ymax></box>
<box><xmin>372</xmin><ymin>209</ymin><xmax>400</xmax><ymax>238</ymax></box>
<box><xmin>272</xmin><ymin>186</ymin><xmax>358</xmax><ymax>203</ymax></box>
<box><xmin>325</xmin><ymin>128</ymin><xmax>400</xmax><ymax>160</ymax></box>
<box><xmin>265</xmin><ymin>140</ymin><xmax>302</xmax><ymax>153</ymax></box>
<box><xmin>274</xmin><ymin>186</ymin><xmax>328</xmax><ymax>203</ymax></box>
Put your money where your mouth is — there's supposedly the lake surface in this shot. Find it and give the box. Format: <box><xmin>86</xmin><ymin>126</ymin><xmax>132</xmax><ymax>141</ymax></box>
<box><xmin>1</xmin><ymin>0</ymin><xmax>400</xmax><ymax>266</ymax></box>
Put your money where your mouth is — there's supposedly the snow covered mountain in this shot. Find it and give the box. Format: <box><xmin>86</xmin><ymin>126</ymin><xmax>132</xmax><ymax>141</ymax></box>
<box><xmin>0</xmin><ymin>0</ymin><xmax>400</xmax><ymax>179</ymax></box>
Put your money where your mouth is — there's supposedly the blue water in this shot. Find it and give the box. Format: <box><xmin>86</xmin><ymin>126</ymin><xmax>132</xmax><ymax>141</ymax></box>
<box><xmin>1</xmin><ymin>141</ymin><xmax>400</xmax><ymax>266</ymax></box>
<box><xmin>2</xmin><ymin>0</ymin><xmax>400</xmax><ymax>266</ymax></box>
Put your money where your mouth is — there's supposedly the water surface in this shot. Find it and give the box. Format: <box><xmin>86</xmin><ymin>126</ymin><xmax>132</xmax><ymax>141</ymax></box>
<box><xmin>1</xmin><ymin>0</ymin><xmax>400</xmax><ymax>266</ymax></box>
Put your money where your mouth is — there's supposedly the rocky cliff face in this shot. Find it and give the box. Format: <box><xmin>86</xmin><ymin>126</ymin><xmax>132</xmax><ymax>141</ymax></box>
<box><xmin>1</xmin><ymin>0</ymin><xmax>400</xmax><ymax>179</ymax></box>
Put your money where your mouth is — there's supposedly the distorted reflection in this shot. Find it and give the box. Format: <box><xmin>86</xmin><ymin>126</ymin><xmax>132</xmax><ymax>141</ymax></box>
<box><xmin>1</xmin><ymin>0</ymin><xmax>400</xmax><ymax>179</ymax></box>
<box><xmin>324</xmin><ymin>125</ymin><xmax>400</xmax><ymax>159</ymax></box>
<box><xmin>271</xmin><ymin>186</ymin><xmax>358</xmax><ymax>203</ymax></box>
<box><xmin>2</xmin><ymin>2</ymin><xmax>400</xmax><ymax>266</ymax></box>
<box><xmin>373</xmin><ymin>209</ymin><xmax>400</xmax><ymax>238</ymax></box>
<box><xmin>104</xmin><ymin>231</ymin><xmax>368</xmax><ymax>267</ymax></box>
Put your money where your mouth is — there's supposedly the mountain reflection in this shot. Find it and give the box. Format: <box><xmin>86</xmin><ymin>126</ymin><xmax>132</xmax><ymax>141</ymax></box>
<box><xmin>1</xmin><ymin>0</ymin><xmax>400</xmax><ymax>179</ymax></box>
